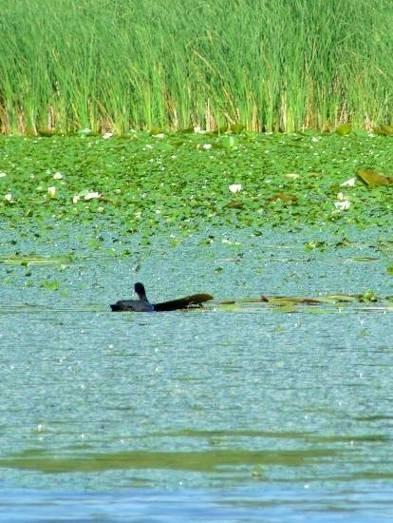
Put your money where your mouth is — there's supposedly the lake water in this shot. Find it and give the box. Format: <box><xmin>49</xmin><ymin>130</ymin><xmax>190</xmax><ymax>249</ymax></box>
<box><xmin>0</xmin><ymin>222</ymin><xmax>392</xmax><ymax>521</ymax></box>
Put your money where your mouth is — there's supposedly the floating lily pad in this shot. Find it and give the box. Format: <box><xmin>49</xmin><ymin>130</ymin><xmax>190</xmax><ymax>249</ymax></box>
<box><xmin>227</xmin><ymin>200</ymin><xmax>244</xmax><ymax>209</ymax></box>
<box><xmin>268</xmin><ymin>193</ymin><xmax>298</xmax><ymax>205</ymax></box>
<box><xmin>357</xmin><ymin>168</ymin><xmax>393</xmax><ymax>187</ymax></box>
<box><xmin>335</xmin><ymin>124</ymin><xmax>352</xmax><ymax>136</ymax></box>
<box><xmin>40</xmin><ymin>279</ymin><xmax>61</xmax><ymax>291</ymax></box>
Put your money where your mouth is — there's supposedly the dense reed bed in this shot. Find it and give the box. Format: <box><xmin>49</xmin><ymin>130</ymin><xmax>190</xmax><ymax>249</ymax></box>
<box><xmin>0</xmin><ymin>0</ymin><xmax>392</xmax><ymax>134</ymax></box>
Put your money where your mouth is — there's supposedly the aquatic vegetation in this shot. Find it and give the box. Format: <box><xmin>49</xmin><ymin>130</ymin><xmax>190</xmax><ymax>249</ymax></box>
<box><xmin>0</xmin><ymin>254</ymin><xmax>73</xmax><ymax>266</ymax></box>
<box><xmin>213</xmin><ymin>292</ymin><xmax>393</xmax><ymax>313</ymax></box>
<box><xmin>0</xmin><ymin>447</ymin><xmax>338</xmax><ymax>474</ymax></box>
<box><xmin>357</xmin><ymin>168</ymin><xmax>393</xmax><ymax>187</ymax></box>
<box><xmin>0</xmin><ymin>0</ymin><xmax>392</xmax><ymax>133</ymax></box>
<box><xmin>0</xmin><ymin>133</ymin><xmax>392</xmax><ymax>236</ymax></box>
<box><xmin>40</xmin><ymin>279</ymin><xmax>61</xmax><ymax>291</ymax></box>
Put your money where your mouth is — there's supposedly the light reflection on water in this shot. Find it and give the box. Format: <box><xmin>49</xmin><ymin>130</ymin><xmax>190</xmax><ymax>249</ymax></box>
<box><xmin>1</xmin><ymin>484</ymin><xmax>393</xmax><ymax>522</ymax></box>
<box><xmin>0</xmin><ymin>224</ymin><xmax>392</xmax><ymax>520</ymax></box>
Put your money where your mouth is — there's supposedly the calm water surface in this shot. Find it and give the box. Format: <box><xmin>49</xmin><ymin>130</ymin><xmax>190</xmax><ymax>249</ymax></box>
<box><xmin>0</xmin><ymin>223</ymin><xmax>392</xmax><ymax>521</ymax></box>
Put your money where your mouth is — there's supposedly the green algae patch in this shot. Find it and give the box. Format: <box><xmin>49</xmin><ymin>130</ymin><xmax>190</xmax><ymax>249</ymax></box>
<box><xmin>0</xmin><ymin>133</ymin><xmax>392</xmax><ymax>236</ymax></box>
<box><xmin>0</xmin><ymin>447</ymin><xmax>338</xmax><ymax>474</ymax></box>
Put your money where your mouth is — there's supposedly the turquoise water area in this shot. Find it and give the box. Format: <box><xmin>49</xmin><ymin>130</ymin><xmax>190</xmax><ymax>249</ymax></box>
<box><xmin>0</xmin><ymin>223</ymin><xmax>392</xmax><ymax>521</ymax></box>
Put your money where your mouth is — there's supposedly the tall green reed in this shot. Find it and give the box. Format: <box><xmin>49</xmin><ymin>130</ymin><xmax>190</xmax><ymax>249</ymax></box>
<box><xmin>0</xmin><ymin>0</ymin><xmax>391</xmax><ymax>134</ymax></box>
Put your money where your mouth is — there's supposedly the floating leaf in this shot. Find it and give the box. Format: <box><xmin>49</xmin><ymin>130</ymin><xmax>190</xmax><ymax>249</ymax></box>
<box><xmin>359</xmin><ymin>290</ymin><xmax>378</xmax><ymax>302</ymax></box>
<box><xmin>260</xmin><ymin>296</ymin><xmax>322</xmax><ymax>307</ymax></box>
<box><xmin>321</xmin><ymin>294</ymin><xmax>358</xmax><ymax>303</ymax></box>
<box><xmin>304</xmin><ymin>240</ymin><xmax>326</xmax><ymax>250</ymax></box>
<box><xmin>336</xmin><ymin>124</ymin><xmax>352</xmax><ymax>136</ymax></box>
<box><xmin>227</xmin><ymin>200</ymin><xmax>244</xmax><ymax>209</ymax></box>
<box><xmin>40</xmin><ymin>279</ymin><xmax>60</xmax><ymax>291</ymax></box>
<box><xmin>335</xmin><ymin>237</ymin><xmax>352</xmax><ymax>247</ymax></box>
<box><xmin>268</xmin><ymin>192</ymin><xmax>298</xmax><ymax>204</ymax></box>
<box><xmin>357</xmin><ymin>168</ymin><xmax>393</xmax><ymax>187</ymax></box>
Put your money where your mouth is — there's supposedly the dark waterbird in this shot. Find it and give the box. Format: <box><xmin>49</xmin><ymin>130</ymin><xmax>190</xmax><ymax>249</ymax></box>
<box><xmin>110</xmin><ymin>282</ymin><xmax>213</xmax><ymax>312</ymax></box>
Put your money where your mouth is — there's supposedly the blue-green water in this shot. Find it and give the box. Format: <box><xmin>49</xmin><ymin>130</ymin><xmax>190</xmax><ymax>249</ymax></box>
<box><xmin>0</xmin><ymin>224</ymin><xmax>392</xmax><ymax>521</ymax></box>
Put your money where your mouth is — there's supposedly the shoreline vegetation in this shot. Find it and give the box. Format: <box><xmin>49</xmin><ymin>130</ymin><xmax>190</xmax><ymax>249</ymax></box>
<box><xmin>0</xmin><ymin>0</ymin><xmax>392</xmax><ymax>135</ymax></box>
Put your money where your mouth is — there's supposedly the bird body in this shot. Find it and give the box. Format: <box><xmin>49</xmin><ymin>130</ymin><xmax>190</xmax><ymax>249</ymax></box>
<box><xmin>110</xmin><ymin>282</ymin><xmax>213</xmax><ymax>312</ymax></box>
<box><xmin>110</xmin><ymin>282</ymin><xmax>155</xmax><ymax>312</ymax></box>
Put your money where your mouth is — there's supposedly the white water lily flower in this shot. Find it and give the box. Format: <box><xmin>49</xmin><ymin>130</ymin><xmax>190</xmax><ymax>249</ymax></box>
<box><xmin>202</xmin><ymin>143</ymin><xmax>212</xmax><ymax>150</ymax></box>
<box><xmin>48</xmin><ymin>186</ymin><xmax>56</xmax><ymax>198</ymax></box>
<box><xmin>83</xmin><ymin>191</ymin><xmax>101</xmax><ymax>201</ymax></box>
<box><xmin>334</xmin><ymin>200</ymin><xmax>351</xmax><ymax>211</ymax></box>
<box><xmin>102</xmin><ymin>132</ymin><xmax>113</xmax><ymax>140</ymax></box>
<box><xmin>72</xmin><ymin>190</ymin><xmax>101</xmax><ymax>204</ymax></box>
<box><xmin>194</xmin><ymin>126</ymin><xmax>206</xmax><ymax>134</ymax></box>
<box><xmin>334</xmin><ymin>192</ymin><xmax>351</xmax><ymax>211</ymax></box>
<box><xmin>4</xmin><ymin>193</ymin><xmax>13</xmax><ymax>202</ymax></box>
<box><xmin>53</xmin><ymin>171</ymin><xmax>63</xmax><ymax>180</ymax></box>
<box><xmin>340</xmin><ymin>177</ymin><xmax>356</xmax><ymax>187</ymax></box>
<box><xmin>153</xmin><ymin>133</ymin><xmax>165</xmax><ymax>139</ymax></box>
<box><xmin>229</xmin><ymin>183</ymin><xmax>242</xmax><ymax>193</ymax></box>
<box><xmin>0</xmin><ymin>171</ymin><xmax>7</xmax><ymax>178</ymax></box>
